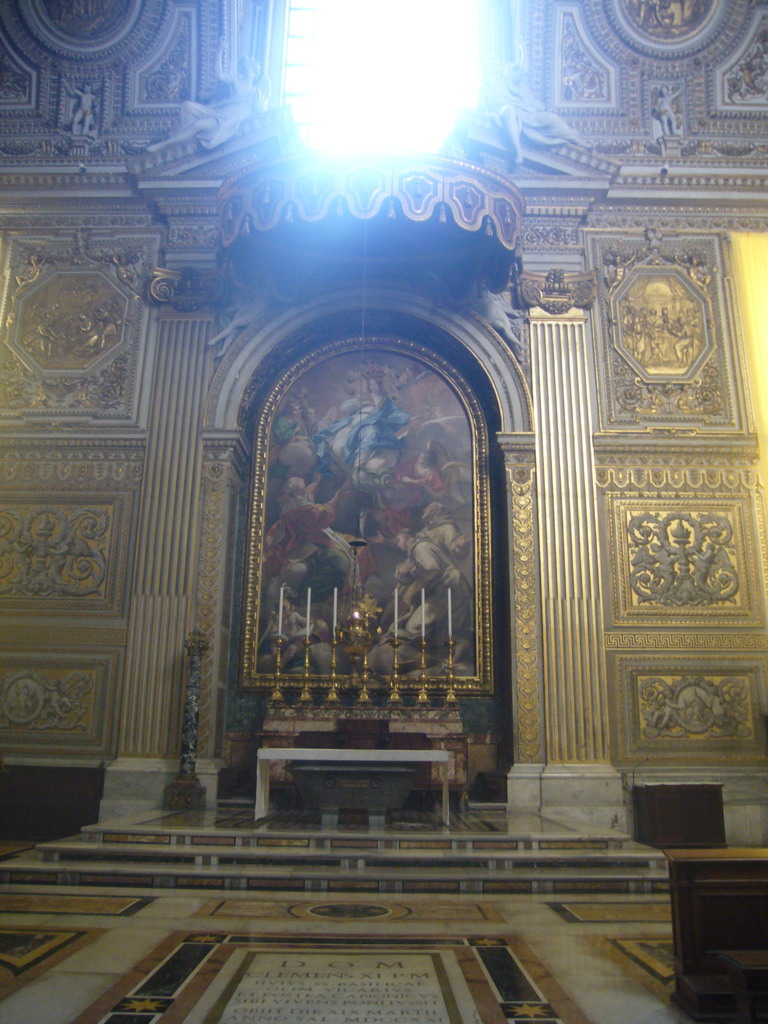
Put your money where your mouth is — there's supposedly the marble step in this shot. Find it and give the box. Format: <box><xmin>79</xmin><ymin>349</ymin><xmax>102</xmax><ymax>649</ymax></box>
<box><xmin>31</xmin><ymin>837</ymin><xmax>665</xmax><ymax>872</ymax></box>
<box><xmin>0</xmin><ymin>852</ymin><xmax>669</xmax><ymax>894</ymax></box>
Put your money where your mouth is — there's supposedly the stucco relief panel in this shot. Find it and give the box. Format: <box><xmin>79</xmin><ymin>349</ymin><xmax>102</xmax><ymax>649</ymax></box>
<box><xmin>14</xmin><ymin>271</ymin><xmax>127</xmax><ymax>370</ymax></box>
<box><xmin>0</xmin><ymin>654</ymin><xmax>117</xmax><ymax>757</ymax></box>
<box><xmin>0</xmin><ymin>237</ymin><xmax>148</xmax><ymax>419</ymax></box>
<box><xmin>717</xmin><ymin>14</ymin><xmax>768</xmax><ymax>109</ymax></box>
<box><xmin>556</xmin><ymin>6</ymin><xmax>617</xmax><ymax>107</ymax></box>
<box><xmin>608</xmin><ymin>495</ymin><xmax>762</xmax><ymax>627</ymax></box>
<box><xmin>589</xmin><ymin>233</ymin><xmax>740</xmax><ymax>429</ymax></box>
<box><xmin>614</xmin><ymin>655</ymin><xmax>767</xmax><ymax>763</ymax></box>
<box><xmin>0</xmin><ymin>495</ymin><xmax>131</xmax><ymax>614</ymax></box>
<box><xmin>132</xmin><ymin>8</ymin><xmax>194</xmax><ymax>108</ymax></box>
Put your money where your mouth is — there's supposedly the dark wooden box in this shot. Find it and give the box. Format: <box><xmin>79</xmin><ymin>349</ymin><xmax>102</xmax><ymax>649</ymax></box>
<box><xmin>633</xmin><ymin>783</ymin><xmax>725</xmax><ymax>848</ymax></box>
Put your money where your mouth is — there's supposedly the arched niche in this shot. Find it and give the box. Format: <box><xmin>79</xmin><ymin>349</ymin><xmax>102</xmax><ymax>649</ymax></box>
<box><xmin>202</xmin><ymin>292</ymin><xmax>532</xmax><ymax>750</ymax></box>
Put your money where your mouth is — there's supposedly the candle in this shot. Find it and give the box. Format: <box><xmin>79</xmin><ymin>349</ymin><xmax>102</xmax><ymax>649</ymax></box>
<box><xmin>447</xmin><ymin>587</ymin><xmax>452</xmax><ymax>638</ymax></box>
<box><xmin>277</xmin><ymin>584</ymin><xmax>284</xmax><ymax>635</ymax></box>
<box><xmin>421</xmin><ymin>588</ymin><xmax>425</xmax><ymax>639</ymax></box>
<box><xmin>332</xmin><ymin>587</ymin><xmax>338</xmax><ymax>633</ymax></box>
<box><xmin>393</xmin><ymin>587</ymin><xmax>398</xmax><ymax>639</ymax></box>
<box><xmin>306</xmin><ymin>587</ymin><xmax>311</xmax><ymax>638</ymax></box>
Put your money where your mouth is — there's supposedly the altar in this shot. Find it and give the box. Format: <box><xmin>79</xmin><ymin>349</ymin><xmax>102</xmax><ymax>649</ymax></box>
<box><xmin>255</xmin><ymin>746</ymin><xmax>452</xmax><ymax>825</ymax></box>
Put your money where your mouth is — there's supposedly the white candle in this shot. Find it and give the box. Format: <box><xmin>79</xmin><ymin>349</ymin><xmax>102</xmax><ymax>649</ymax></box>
<box><xmin>393</xmin><ymin>587</ymin><xmax>398</xmax><ymax>639</ymax></box>
<box><xmin>332</xmin><ymin>587</ymin><xmax>338</xmax><ymax>633</ymax></box>
<box><xmin>306</xmin><ymin>587</ymin><xmax>311</xmax><ymax>638</ymax></box>
<box><xmin>277</xmin><ymin>584</ymin><xmax>284</xmax><ymax>635</ymax></box>
<box><xmin>421</xmin><ymin>587</ymin><xmax>425</xmax><ymax>639</ymax></box>
<box><xmin>447</xmin><ymin>587</ymin><xmax>452</xmax><ymax>638</ymax></box>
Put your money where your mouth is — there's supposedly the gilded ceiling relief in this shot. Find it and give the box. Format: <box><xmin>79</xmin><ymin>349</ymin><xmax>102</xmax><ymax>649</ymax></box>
<box><xmin>0</xmin><ymin>46</ymin><xmax>31</xmax><ymax>105</ymax></box>
<box><xmin>139</xmin><ymin>17</ymin><xmax>191</xmax><ymax>104</ymax></box>
<box><xmin>619</xmin><ymin>0</ymin><xmax>716</xmax><ymax>42</ymax></box>
<box><xmin>559</xmin><ymin>10</ymin><xmax>613</xmax><ymax>105</ymax></box>
<box><xmin>720</xmin><ymin>16</ymin><xmax>768</xmax><ymax>107</ymax></box>
<box><xmin>39</xmin><ymin>0</ymin><xmax>132</xmax><ymax>40</ymax></box>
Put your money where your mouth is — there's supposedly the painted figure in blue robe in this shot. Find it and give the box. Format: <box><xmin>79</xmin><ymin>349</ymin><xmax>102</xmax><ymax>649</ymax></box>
<box><xmin>313</xmin><ymin>375</ymin><xmax>411</xmax><ymax>490</ymax></box>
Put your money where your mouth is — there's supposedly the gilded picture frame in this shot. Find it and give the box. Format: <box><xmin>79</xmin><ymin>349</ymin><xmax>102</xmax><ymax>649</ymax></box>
<box><xmin>240</xmin><ymin>336</ymin><xmax>493</xmax><ymax>697</ymax></box>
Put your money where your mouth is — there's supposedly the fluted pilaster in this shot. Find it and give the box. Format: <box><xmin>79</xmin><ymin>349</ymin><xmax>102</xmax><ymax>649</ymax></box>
<box><xmin>118</xmin><ymin>316</ymin><xmax>210</xmax><ymax>759</ymax></box>
<box><xmin>530</xmin><ymin>313</ymin><xmax>608</xmax><ymax>763</ymax></box>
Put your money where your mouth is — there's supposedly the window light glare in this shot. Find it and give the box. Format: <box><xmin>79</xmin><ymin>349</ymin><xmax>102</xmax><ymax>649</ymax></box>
<box><xmin>286</xmin><ymin>0</ymin><xmax>479</xmax><ymax>156</ymax></box>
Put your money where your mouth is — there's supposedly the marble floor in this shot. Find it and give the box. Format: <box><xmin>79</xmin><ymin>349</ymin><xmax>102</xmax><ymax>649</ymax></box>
<box><xmin>0</xmin><ymin>876</ymin><xmax>693</xmax><ymax>1024</ymax></box>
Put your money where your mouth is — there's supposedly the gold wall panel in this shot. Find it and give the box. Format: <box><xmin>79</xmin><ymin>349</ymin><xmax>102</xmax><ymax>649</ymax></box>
<box><xmin>0</xmin><ymin>652</ymin><xmax>119</xmax><ymax>758</ymax></box>
<box><xmin>586</xmin><ymin>232</ymin><xmax>741</xmax><ymax>430</ymax></box>
<box><xmin>614</xmin><ymin>654</ymin><xmax>767</xmax><ymax>763</ymax></box>
<box><xmin>15</xmin><ymin>271</ymin><xmax>127</xmax><ymax>370</ymax></box>
<box><xmin>0</xmin><ymin>495</ymin><xmax>131</xmax><ymax>614</ymax></box>
<box><xmin>608</xmin><ymin>495</ymin><xmax>762</xmax><ymax>626</ymax></box>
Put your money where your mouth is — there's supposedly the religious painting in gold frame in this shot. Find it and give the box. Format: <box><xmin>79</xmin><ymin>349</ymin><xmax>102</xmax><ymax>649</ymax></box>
<box><xmin>241</xmin><ymin>336</ymin><xmax>493</xmax><ymax>698</ymax></box>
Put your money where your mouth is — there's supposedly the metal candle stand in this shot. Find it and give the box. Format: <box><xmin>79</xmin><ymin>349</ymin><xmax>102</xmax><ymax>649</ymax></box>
<box><xmin>268</xmin><ymin>608</ymin><xmax>460</xmax><ymax>706</ymax></box>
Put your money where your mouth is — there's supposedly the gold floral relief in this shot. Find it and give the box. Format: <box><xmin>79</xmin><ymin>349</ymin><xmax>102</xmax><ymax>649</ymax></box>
<box><xmin>609</xmin><ymin>496</ymin><xmax>761</xmax><ymax>626</ymax></box>
<box><xmin>0</xmin><ymin>498</ymin><xmax>128</xmax><ymax>614</ymax></box>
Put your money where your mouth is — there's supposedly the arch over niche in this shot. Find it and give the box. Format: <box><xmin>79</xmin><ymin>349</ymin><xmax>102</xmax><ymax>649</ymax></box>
<box><xmin>202</xmin><ymin>292</ymin><xmax>531</xmax><ymax>717</ymax></box>
<box><xmin>204</xmin><ymin>289</ymin><xmax>532</xmax><ymax>435</ymax></box>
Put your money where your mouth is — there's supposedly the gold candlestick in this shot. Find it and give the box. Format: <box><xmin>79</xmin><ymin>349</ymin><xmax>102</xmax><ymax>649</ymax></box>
<box><xmin>388</xmin><ymin>636</ymin><xmax>402</xmax><ymax>705</ymax></box>
<box><xmin>357</xmin><ymin>646</ymin><xmax>372</xmax><ymax>704</ymax></box>
<box><xmin>444</xmin><ymin>638</ymin><xmax>458</xmax><ymax>706</ymax></box>
<box><xmin>416</xmin><ymin>636</ymin><xmax>429</xmax><ymax>704</ymax></box>
<box><xmin>326</xmin><ymin>633</ymin><xmax>340</xmax><ymax>704</ymax></box>
<box><xmin>298</xmin><ymin>635</ymin><xmax>313</xmax><ymax>704</ymax></box>
<box><xmin>270</xmin><ymin>635</ymin><xmax>285</xmax><ymax>705</ymax></box>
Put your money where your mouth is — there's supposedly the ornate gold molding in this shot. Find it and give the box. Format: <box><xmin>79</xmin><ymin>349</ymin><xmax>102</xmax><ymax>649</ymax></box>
<box><xmin>195</xmin><ymin>441</ymin><xmax>247</xmax><ymax>757</ymax></box>
<box><xmin>507</xmin><ymin>461</ymin><xmax>543</xmax><ymax>762</ymax></box>
<box><xmin>516</xmin><ymin>269</ymin><xmax>597</xmax><ymax>314</ymax></box>
<box><xmin>147</xmin><ymin>266</ymin><xmax>225</xmax><ymax>311</ymax></box>
<box><xmin>606</xmin><ymin>632</ymin><xmax>768</xmax><ymax>650</ymax></box>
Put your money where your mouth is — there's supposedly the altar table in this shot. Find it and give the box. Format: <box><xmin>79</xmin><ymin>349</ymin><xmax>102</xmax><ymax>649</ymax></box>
<box><xmin>255</xmin><ymin>746</ymin><xmax>451</xmax><ymax>825</ymax></box>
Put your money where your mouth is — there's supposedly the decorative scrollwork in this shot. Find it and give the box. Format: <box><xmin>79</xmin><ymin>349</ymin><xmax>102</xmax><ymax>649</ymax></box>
<box><xmin>147</xmin><ymin>266</ymin><xmax>225</xmax><ymax>311</ymax></box>
<box><xmin>613</xmin><ymin>357</ymin><xmax>723</xmax><ymax>417</ymax></box>
<box><xmin>639</xmin><ymin>674</ymin><xmax>750</xmax><ymax>739</ymax></box>
<box><xmin>627</xmin><ymin>510</ymin><xmax>739</xmax><ymax>606</ymax></box>
<box><xmin>0</xmin><ymin>505</ymin><xmax>110</xmax><ymax>598</ymax></box>
<box><xmin>516</xmin><ymin>268</ymin><xmax>596</xmax><ymax>314</ymax></box>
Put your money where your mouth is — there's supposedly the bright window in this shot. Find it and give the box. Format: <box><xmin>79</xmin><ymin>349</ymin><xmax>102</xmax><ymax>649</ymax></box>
<box><xmin>283</xmin><ymin>0</ymin><xmax>480</xmax><ymax>156</ymax></box>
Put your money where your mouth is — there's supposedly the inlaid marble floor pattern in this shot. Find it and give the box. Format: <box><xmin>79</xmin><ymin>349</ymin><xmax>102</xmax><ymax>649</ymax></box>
<box><xmin>0</xmin><ymin>885</ymin><xmax>689</xmax><ymax>1024</ymax></box>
